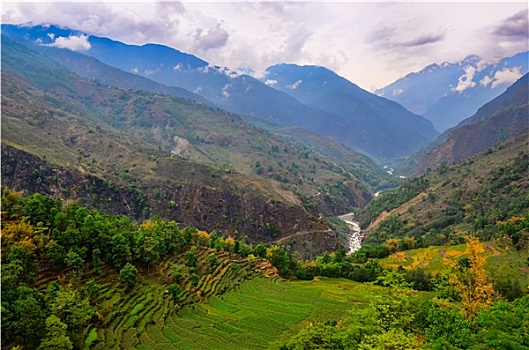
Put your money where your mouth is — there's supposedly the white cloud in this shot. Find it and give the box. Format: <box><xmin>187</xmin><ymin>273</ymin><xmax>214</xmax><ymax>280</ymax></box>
<box><xmin>491</xmin><ymin>66</ymin><xmax>523</xmax><ymax>88</ymax></box>
<box><xmin>48</xmin><ymin>34</ymin><xmax>91</xmax><ymax>51</ymax></box>
<box><xmin>193</xmin><ymin>24</ymin><xmax>229</xmax><ymax>51</ymax></box>
<box><xmin>222</xmin><ymin>83</ymin><xmax>231</xmax><ymax>98</ymax></box>
<box><xmin>2</xmin><ymin>2</ymin><xmax>527</xmax><ymax>90</ymax></box>
<box><xmin>218</xmin><ymin>66</ymin><xmax>238</xmax><ymax>78</ymax></box>
<box><xmin>287</xmin><ymin>80</ymin><xmax>302</xmax><ymax>90</ymax></box>
<box><xmin>454</xmin><ymin>66</ymin><xmax>477</xmax><ymax>93</ymax></box>
<box><xmin>265</xmin><ymin>79</ymin><xmax>278</xmax><ymax>87</ymax></box>
<box><xmin>480</xmin><ymin>75</ymin><xmax>493</xmax><ymax>87</ymax></box>
<box><xmin>392</xmin><ymin>88</ymin><xmax>404</xmax><ymax>96</ymax></box>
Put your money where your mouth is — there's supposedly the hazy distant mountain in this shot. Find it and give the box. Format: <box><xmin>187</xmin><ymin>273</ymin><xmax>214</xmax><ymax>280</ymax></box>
<box><xmin>36</xmin><ymin>45</ymin><xmax>210</xmax><ymax>104</ymax></box>
<box><xmin>263</xmin><ymin>64</ymin><xmax>438</xmax><ymax>160</ymax></box>
<box><xmin>377</xmin><ymin>52</ymin><xmax>528</xmax><ymax>132</ymax></box>
<box><xmin>414</xmin><ymin>74</ymin><xmax>529</xmax><ymax>174</ymax></box>
<box><xmin>2</xmin><ymin>23</ymin><xmax>437</xmax><ymax>160</ymax></box>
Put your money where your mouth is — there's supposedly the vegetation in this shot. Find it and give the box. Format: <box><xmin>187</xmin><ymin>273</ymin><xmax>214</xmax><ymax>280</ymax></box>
<box><xmin>0</xmin><ymin>189</ymin><xmax>258</xmax><ymax>349</ymax></box>
<box><xmin>359</xmin><ymin>134</ymin><xmax>529</xmax><ymax>252</ymax></box>
<box><xmin>1</xmin><ymin>34</ymin><xmax>388</xmax><ymax>222</ymax></box>
<box><xmin>277</xmin><ymin>246</ymin><xmax>529</xmax><ymax>349</ymax></box>
<box><xmin>4</xmin><ymin>188</ymin><xmax>526</xmax><ymax>349</ymax></box>
<box><xmin>1</xmin><ymin>26</ymin><xmax>528</xmax><ymax>350</ymax></box>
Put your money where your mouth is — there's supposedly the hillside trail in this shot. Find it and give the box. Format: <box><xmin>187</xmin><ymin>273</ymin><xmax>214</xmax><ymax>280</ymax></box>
<box><xmin>272</xmin><ymin>228</ymin><xmax>333</xmax><ymax>244</ymax></box>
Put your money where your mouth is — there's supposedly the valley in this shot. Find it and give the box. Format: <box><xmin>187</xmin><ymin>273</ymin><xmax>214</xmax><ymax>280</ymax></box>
<box><xmin>1</xmin><ymin>15</ymin><xmax>529</xmax><ymax>350</ymax></box>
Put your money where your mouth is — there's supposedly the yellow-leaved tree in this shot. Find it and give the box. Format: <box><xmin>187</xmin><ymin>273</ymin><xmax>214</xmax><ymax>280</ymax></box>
<box><xmin>449</xmin><ymin>236</ymin><xmax>494</xmax><ymax>320</ymax></box>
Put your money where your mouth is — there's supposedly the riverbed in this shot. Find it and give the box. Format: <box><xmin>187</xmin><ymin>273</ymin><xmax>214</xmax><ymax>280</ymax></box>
<box><xmin>338</xmin><ymin>212</ymin><xmax>364</xmax><ymax>254</ymax></box>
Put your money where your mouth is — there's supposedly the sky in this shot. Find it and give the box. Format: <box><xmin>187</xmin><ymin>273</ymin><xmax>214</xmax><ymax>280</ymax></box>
<box><xmin>2</xmin><ymin>1</ymin><xmax>528</xmax><ymax>91</ymax></box>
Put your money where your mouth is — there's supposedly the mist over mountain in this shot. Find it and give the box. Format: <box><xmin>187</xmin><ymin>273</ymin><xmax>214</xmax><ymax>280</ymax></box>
<box><xmin>377</xmin><ymin>52</ymin><xmax>528</xmax><ymax>132</ymax></box>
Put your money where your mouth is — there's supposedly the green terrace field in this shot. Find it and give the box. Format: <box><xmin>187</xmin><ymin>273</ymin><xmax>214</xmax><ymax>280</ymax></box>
<box><xmin>83</xmin><ymin>276</ymin><xmax>388</xmax><ymax>349</ymax></box>
<box><xmin>378</xmin><ymin>241</ymin><xmax>529</xmax><ymax>288</ymax></box>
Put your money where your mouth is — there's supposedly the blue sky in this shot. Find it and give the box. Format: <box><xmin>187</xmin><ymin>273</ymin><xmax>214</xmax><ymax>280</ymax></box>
<box><xmin>2</xmin><ymin>1</ymin><xmax>528</xmax><ymax>91</ymax></box>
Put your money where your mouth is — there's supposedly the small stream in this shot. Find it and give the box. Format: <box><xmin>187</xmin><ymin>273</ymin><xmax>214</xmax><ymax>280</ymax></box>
<box><xmin>338</xmin><ymin>212</ymin><xmax>364</xmax><ymax>254</ymax></box>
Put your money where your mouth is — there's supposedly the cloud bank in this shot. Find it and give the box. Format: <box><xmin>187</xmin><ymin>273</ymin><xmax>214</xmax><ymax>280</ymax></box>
<box><xmin>2</xmin><ymin>2</ymin><xmax>527</xmax><ymax>90</ymax></box>
<box><xmin>47</xmin><ymin>34</ymin><xmax>91</xmax><ymax>51</ymax></box>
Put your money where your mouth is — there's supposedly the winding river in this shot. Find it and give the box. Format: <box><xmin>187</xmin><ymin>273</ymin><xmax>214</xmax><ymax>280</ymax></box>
<box><xmin>338</xmin><ymin>212</ymin><xmax>364</xmax><ymax>254</ymax></box>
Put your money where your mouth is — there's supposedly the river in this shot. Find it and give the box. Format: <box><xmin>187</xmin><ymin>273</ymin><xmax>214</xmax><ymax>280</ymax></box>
<box><xmin>338</xmin><ymin>212</ymin><xmax>364</xmax><ymax>254</ymax></box>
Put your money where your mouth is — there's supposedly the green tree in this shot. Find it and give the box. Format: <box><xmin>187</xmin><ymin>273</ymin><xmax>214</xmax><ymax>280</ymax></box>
<box><xmin>92</xmin><ymin>248</ymin><xmax>103</xmax><ymax>274</ymax></box>
<box><xmin>267</xmin><ymin>246</ymin><xmax>292</xmax><ymax>277</ymax></box>
<box><xmin>37</xmin><ymin>315</ymin><xmax>73</xmax><ymax>350</ymax></box>
<box><xmin>49</xmin><ymin>287</ymin><xmax>92</xmax><ymax>335</ymax></box>
<box><xmin>473</xmin><ymin>295</ymin><xmax>529</xmax><ymax>349</ymax></box>
<box><xmin>252</xmin><ymin>243</ymin><xmax>267</xmax><ymax>258</ymax></box>
<box><xmin>82</xmin><ymin>279</ymin><xmax>101</xmax><ymax>304</ymax></box>
<box><xmin>4</xmin><ymin>245</ymin><xmax>38</xmax><ymax>282</ymax></box>
<box><xmin>119</xmin><ymin>263</ymin><xmax>138</xmax><ymax>291</ymax></box>
<box><xmin>207</xmin><ymin>253</ymin><xmax>219</xmax><ymax>272</ymax></box>
<box><xmin>275</xmin><ymin>322</ymin><xmax>356</xmax><ymax>350</ymax></box>
<box><xmin>111</xmin><ymin>233</ymin><xmax>132</xmax><ymax>269</ymax></box>
<box><xmin>169</xmin><ymin>263</ymin><xmax>188</xmax><ymax>284</ymax></box>
<box><xmin>358</xmin><ymin>328</ymin><xmax>418</xmax><ymax>350</ymax></box>
<box><xmin>64</xmin><ymin>250</ymin><xmax>84</xmax><ymax>270</ymax></box>
<box><xmin>167</xmin><ymin>283</ymin><xmax>181</xmax><ymax>302</ymax></box>
<box><xmin>3</xmin><ymin>285</ymin><xmax>47</xmax><ymax>348</ymax></box>
<box><xmin>140</xmin><ymin>235</ymin><xmax>161</xmax><ymax>274</ymax></box>
<box><xmin>189</xmin><ymin>273</ymin><xmax>200</xmax><ymax>288</ymax></box>
<box><xmin>184</xmin><ymin>251</ymin><xmax>198</xmax><ymax>268</ymax></box>
<box><xmin>422</xmin><ymin>299</ymin><xmax>475</xmax><ymax>349</ymax></box>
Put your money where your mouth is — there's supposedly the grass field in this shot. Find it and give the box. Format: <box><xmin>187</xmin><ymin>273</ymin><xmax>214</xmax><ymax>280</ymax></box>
<box><xmin>378</xmin><ymin>241</ymin><xmax>529</xmax><ymax>287</ymax></box>
<box><xmin>134</xmin><ymin>277</ymin><xmax>387</xmax><ymax>350</ymax></box>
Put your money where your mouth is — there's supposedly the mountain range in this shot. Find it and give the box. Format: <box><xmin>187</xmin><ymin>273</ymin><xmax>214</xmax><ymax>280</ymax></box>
<box><xmin>2</xmin><ymin>17</ymin><xmax>529</xmax><ymax>350</ymax></box>
<box><xmin>2</xmin><ymin>34</ymin><xmax>365</xmax><ymax>256</ymax></box>
<box><xmin>377</xmin><ymin>52</ymin><xmax>528</xmax><ymax>132</ymax></box>
<box><xmin>262</xmin><ymin>64</ymin><xmax>438</xmax><ymax>160</ymax></box>
<box><xmin>2</xmin><ymin>23</ymin><xmax>438</xmax><ymax>161</ymax></box>
<box><xmin>413</xmin><ymin>73</ymin><xmax>529</xmax><ymax>174</ymax></box>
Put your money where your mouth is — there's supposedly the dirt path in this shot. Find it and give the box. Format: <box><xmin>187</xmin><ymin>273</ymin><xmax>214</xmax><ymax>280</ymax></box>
<box><xmin>273</xmin><ymin>229</ymin><xmax>333</xmax><ymax>244</ymax></box>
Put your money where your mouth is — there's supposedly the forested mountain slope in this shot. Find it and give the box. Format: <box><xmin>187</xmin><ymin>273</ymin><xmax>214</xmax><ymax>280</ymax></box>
<box><xmin>358</xmin><ymin>131</ymin><xmax>529</xmax><ymax>250</ymax></box>
<box><xmin>4</xmin><ymin>24</ymin><xmax>438</xmax><ymax>161</ymax></box>
<box><xmin>2</xmin><ymin>35</ymin><xmax>379</xmax><ymax>218</ymax></box>
<box><xmin>414</xmin><ymin>74</ymin><xmax>529</xmax><ymax>174</ymax></box>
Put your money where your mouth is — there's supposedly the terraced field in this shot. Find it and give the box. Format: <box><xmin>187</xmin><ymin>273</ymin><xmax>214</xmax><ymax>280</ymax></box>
<box><xmin>46</xmin><ymin>247</ymin><xmax>265</xmax><ymax>349</ymax></box>
<box><xmin>69</xmin><ymin>263</ymin><xmax>386</xmax><ymax>350</ymax></box>
<box><xmin>135</xmin><ymin>277</ymin><xmax>387</xmax><ymax>350</ymax></box>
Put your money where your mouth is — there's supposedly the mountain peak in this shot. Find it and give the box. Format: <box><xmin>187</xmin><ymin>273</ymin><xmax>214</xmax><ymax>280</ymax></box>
<box><xmin>376</xmin><ymin>51</ymin><xmax>528</xmax><ymax>123</ymax></box>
